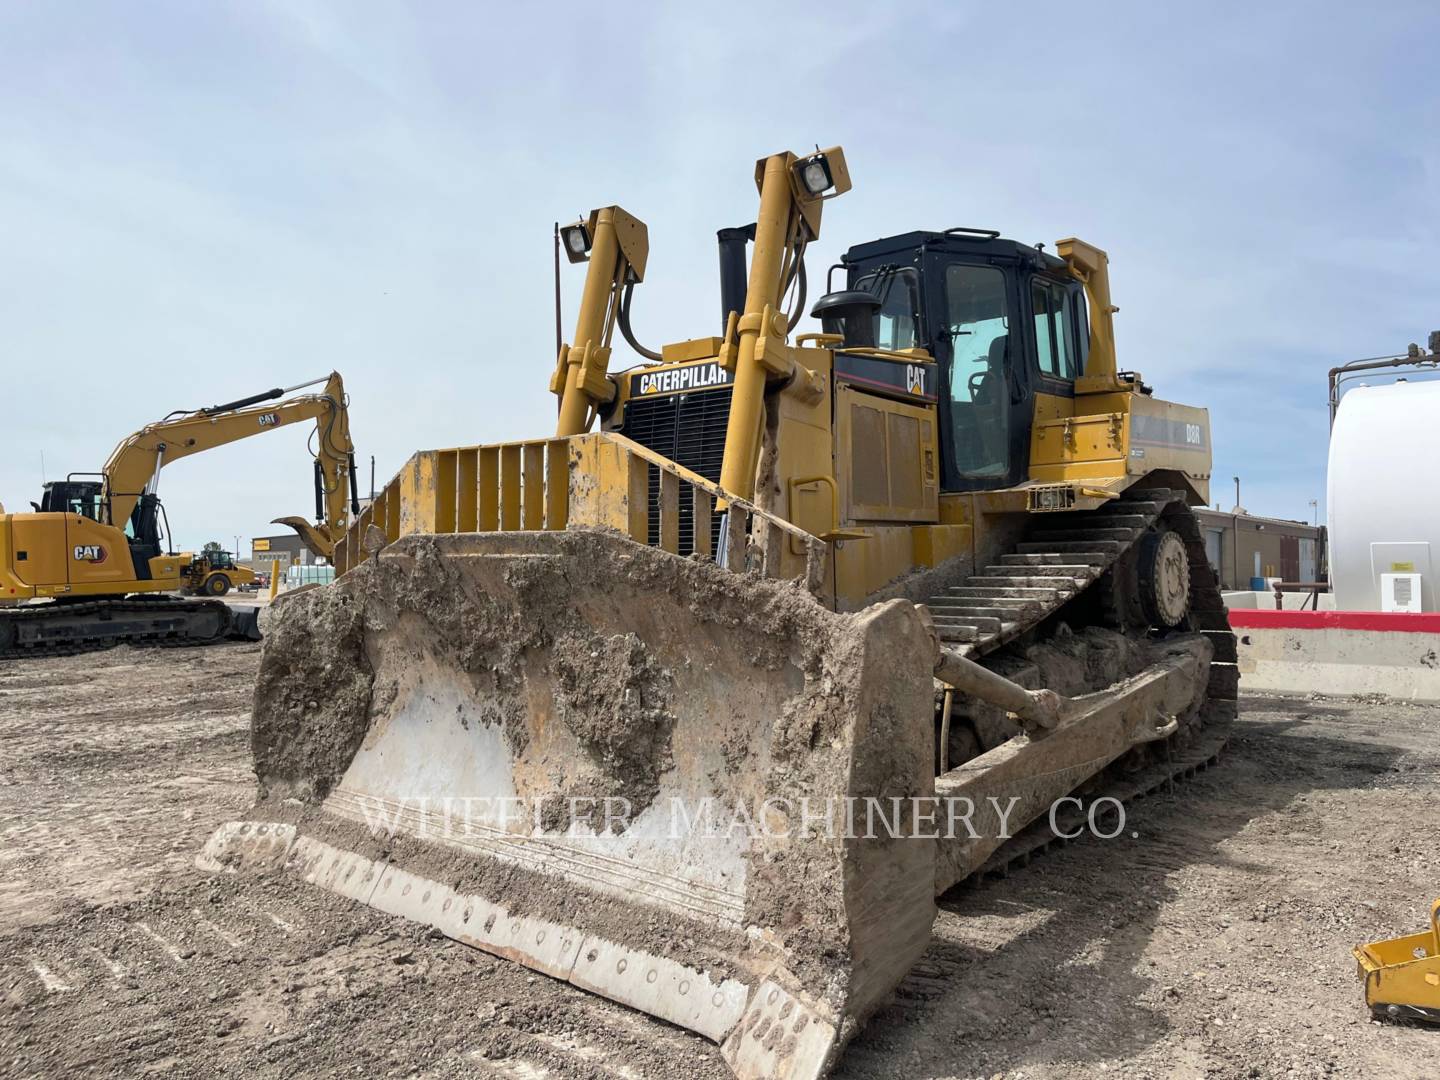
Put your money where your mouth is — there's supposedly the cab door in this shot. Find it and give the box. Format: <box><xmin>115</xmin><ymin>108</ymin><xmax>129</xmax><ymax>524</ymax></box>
<box><xmin>931</xmin><ymin>256</ymin><xmax>1033</xmax><ymax>491</ymax></box>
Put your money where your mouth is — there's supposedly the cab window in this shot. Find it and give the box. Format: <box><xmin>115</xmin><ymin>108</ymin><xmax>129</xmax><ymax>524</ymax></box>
<box><xmin>1031</xmin><ymin>278</ymin><xmax>1078</xmax><ymax>380</ymax></box>
<box><xmin>856</xmin><ymin>268</ymin><xmax>922</xmax><ymax>351</ymax></box>
<box><xmin>945</xmin><ymin>265</ymin><xmax>1010</xmax><ymax>404</ymax></box>
<box><xmin>943</xmin><ymin>264</ymin><xmax>1012</xmax><ymax>480</ymax></box>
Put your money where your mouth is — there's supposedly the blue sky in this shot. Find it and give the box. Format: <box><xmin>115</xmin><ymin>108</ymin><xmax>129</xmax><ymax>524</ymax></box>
<box><xmin>2</xmin><ymin>2</ymin><xmax>1436</xmax><ymax>549</ymax></box>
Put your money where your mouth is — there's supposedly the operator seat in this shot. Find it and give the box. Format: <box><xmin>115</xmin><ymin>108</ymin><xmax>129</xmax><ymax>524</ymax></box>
<box><xmin>972</xmin><ymin>333</ymin><xmax>1009</xmax><ymax>473</ymax></box>
<box><xmin>972</xmin><ymin>334</ymin><xmax>1008</xmax><ymax>406</ymax></box>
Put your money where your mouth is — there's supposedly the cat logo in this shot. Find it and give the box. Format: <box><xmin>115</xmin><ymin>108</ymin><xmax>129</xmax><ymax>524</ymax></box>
<box><xmin>635</xmin><ymin>361</ymin><xmax>730</xmax><ymax>397</ymax></box>
<box><xmin>72</xmin><ymin>544</ymin><xmax>108</xmax><ymax>564</ymax></box>
<box><xmin>906</xmin><ymin>365</ymin><xmax>926</xmax><ymax>395</ymax></box>
<box><xmin>258</xmin><ymin>412</ymin><xmax>281</xmax><ymax>427</ymax></box>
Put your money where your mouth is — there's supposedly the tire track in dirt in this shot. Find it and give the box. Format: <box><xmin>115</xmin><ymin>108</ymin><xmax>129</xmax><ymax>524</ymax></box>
<box><xmin>3</xmin><ymin>647</ymin><xmax>1438</xmax><ymax>1078</ymax></box>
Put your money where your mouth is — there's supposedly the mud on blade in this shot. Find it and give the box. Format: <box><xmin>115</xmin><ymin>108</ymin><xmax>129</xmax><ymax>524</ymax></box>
<box><xmin>202</xmin><ymin>531</ymin><xmax>939</xmax><ymax>1079</ymax></box>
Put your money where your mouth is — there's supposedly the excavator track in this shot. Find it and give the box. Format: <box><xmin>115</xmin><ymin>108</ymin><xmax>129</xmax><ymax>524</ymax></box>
<box><xmin>924</xmin><ymin>486</ymin><xmax>1239</xmax><ymax>883</ymax></box>
<box><xmin>0</xmin><ymin>596</ymin><xmax>261</xmax><ymax>660</ymax></box>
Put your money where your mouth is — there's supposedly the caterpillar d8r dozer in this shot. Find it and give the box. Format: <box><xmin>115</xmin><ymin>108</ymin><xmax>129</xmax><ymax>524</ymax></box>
<box><xmin>203</xmin><ymin>147</ymin><xmax>1236</xmax><ymax>1079</ymax></box>
<box><xmin>0</xmin><ymin>372</ymin><xmax>358</xmax><ymax>657</ymax></box>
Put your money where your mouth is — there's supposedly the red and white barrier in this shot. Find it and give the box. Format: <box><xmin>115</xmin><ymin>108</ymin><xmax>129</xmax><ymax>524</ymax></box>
<box><xmin>1229</xmin><ymin>609</ymin><xmax>1440</xmax><ymax>702</ymax></box>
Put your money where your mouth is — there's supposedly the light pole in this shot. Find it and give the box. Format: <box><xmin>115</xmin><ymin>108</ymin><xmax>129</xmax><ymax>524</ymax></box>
<box><xmin>1308</xmin><ymin>499</ymin><xmax>1318</xmax><ymax>526</ymax></box>
<box><xmin>1231</xmin><ymin>478</ymin><xmax>1241</xmax><ymax>591</ymax></box>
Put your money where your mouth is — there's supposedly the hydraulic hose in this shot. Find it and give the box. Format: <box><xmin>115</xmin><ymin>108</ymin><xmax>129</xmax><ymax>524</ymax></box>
<box><xmin>619</xmin><ymin>282</ymin><xmax>662</xmax><ymax>362</ymax></box>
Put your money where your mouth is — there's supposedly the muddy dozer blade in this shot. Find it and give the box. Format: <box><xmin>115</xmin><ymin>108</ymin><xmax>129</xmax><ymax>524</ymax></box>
<box><xmin>201</xmin><ymin>531</ymin><xmax>939</xmax><ymax>1080</ymax></box>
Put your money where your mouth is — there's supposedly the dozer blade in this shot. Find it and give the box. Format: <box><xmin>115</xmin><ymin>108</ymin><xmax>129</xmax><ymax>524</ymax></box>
<box><xmin>202</xmin><ymin>530</ymin><xmax>940</xmax><ymax>1080</ymax></box>
<box><xmin>200</xmin><ymin>529</ymin><xmax>1219</xmax><ymax>1077</ymax></box>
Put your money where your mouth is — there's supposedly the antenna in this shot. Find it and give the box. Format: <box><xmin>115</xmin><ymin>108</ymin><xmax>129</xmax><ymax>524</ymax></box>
<box><xmin>553</xmin><ymin>221</ymin><xmax>564</xmax><ymax>358</ymax></box>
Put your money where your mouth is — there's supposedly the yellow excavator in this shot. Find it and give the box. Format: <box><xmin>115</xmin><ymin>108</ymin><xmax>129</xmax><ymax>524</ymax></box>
<box><xmin>0</xmin><ymin>372</ymin><xmax>357</xmax><ymax>656</ymax></box>
<box><xmin>204</xmin><ymin>149</ymin><xmax>1236</xmax><ymax>1079</ymax></box>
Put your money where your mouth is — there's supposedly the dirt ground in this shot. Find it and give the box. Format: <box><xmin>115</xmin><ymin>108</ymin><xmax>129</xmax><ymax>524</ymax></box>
<box><xmin>1</xmin><ymin>644</ymin><xmax>1437</xmax><ymax>1079</ymax></box>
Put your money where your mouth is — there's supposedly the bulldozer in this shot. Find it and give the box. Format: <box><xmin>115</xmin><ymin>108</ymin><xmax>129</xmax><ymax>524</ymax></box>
<box><xmin>202</xmin><ymin>147</ymin><xmax>1236</xmax><ymax>1079</ymax></box>
<box><xmin>0</xmin><ymin>372</ymin><xmax>358</xmax><ymax>656</ymax></box>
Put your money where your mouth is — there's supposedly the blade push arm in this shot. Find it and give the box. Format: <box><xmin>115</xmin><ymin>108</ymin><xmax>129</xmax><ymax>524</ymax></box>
<box><xmin>717</xmin><ymin>146</ymin><xmax>850</xmax><ymax>502</ymax></box>
<box><xmin>101</xmin><ymin>371</ymin><xmax>357</xmax><ymax>557</ymax></box>
<box><xmin>551</xmin><ymin>206</ymin><xmax>650</xmax><ymax>436</ymax></box>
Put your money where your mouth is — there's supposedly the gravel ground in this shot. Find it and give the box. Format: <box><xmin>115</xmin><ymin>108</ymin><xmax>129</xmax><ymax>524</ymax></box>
<box><xmin>1</xmin><ymin>644</ymin><xmax>1436</xmax><ymax>1078</ymax></box>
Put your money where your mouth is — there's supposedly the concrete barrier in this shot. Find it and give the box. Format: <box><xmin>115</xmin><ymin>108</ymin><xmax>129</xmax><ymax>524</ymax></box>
<box><xmin>1230</xmin><ymin>609</ymin><xmax>1440</xmax><ymax>702</ymax></box>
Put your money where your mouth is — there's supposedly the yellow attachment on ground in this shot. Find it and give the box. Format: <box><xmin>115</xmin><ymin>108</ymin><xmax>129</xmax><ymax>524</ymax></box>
<box><xmin>1354</xmin><ymin>899</ymin><xmax>1440</xmax><ymax>1022</ymax></box>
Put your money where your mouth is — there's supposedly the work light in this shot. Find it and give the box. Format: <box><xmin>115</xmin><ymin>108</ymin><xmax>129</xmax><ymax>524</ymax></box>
<box><xmin>797</xmin><ymin>152</ymin><xmax>834</xmax><ymax>196</ymax></box>
<box><xmin>560</xmin><ymin>221</ymin><xmax>591</xmax><ymax>260</ymax></box>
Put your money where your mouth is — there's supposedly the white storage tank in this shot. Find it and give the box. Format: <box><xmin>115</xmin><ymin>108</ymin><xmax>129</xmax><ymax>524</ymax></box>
<box><xmin>1328</xmin><ymin>379</ymin><xmax>1440</xmax><ymax>611</ymax></box>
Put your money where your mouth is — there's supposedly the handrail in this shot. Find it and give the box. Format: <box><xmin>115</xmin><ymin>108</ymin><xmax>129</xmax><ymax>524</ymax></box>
<box><xmin>337</xmin><ymin>431</ymin><xmax>829</xmax><ymax>594</ymax></box>
<box><xmin>603</xmin><ymin>432</ymin><xmax>828</xmax><ymax>592</ymax></box>
<box><xmin>602</xmin><ymin>432</ymin><xmax>817</xmax><ymax>546</ymax></box>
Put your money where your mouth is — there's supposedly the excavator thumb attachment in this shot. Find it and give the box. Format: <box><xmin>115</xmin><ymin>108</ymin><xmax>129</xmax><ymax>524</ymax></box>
<box><xmin>202</xmin><ymin>530</ymin><xmax>940</xmax><ymax>1079</ymax></box>
<box><xmin>271</xmin><ymin>515</ymin><xmax>337</xmax><ymax>563</ymax></box>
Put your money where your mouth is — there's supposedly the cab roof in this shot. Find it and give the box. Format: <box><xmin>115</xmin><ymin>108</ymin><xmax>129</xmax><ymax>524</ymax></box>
<box><xmin>842</xmin><ymin>230</ymin><xmax>1068</xmax><ymax>273</ymax></box>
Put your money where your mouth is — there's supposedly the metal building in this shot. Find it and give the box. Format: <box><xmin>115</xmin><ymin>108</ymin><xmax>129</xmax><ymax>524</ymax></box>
<box><xmin>1194</xmin><ymin>508</ymin><xmax>1326</xmax><ymax>590</ymax></box>
<box><xmin>248</xmin><ymin>533</ymin><xmax>312</xmax><ymax>572</ymax></box>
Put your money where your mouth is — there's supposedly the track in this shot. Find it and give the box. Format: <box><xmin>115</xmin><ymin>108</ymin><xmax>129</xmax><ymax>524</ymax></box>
<box><xmin>0</xmin><ymin>595</ymin><xmax>261</xmax><ymax>659</ymax></box>
<box><xmin>924</xmin><ymin>486</ymin><xmax>1239</xmax><ymax>881</ymax></box>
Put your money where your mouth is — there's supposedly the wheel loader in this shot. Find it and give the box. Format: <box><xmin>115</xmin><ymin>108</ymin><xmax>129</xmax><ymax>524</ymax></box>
<box><xmin>203</xmin><ymin>147</ymin><xmax>1236</xmax><ymax>1079</ymax></box>
<box><xmin>181</xmin><ymin>549</ymin><xmax>256</xmax><ymax>597</ymax></box>
<box><xmin>0</xmin><ymin>372</ymin><xmax>358</xmax><ymax>656</ymax></box>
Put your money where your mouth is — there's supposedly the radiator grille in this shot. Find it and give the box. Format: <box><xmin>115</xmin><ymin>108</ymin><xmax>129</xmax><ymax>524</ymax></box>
<box><xmin>617</xmin><ymin>388</ymin><xmax>731</xmax><ymax>556</ymax></box>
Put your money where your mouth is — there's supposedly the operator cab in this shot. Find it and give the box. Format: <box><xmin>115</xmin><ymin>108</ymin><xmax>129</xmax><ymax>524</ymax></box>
<box><xmin>818</xmin><ymin>228</ymin><xmax>1089</xmax><ymax>492</ymax></box>
<box><xmin>35</xmin><ymin>479</ymin><xmax>104</xmax><ymax>519</ymax></box>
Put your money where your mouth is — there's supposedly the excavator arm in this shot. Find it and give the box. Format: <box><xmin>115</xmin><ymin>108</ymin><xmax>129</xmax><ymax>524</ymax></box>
<box><xmin>100</xmin><ymin>371</ymin><xmax>357</xmax><ymax>559</ymax></box>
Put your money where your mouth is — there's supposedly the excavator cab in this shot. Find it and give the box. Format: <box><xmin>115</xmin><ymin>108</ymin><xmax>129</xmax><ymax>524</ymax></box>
<box><xmin>825</xmin><ymin>229</ymin><xmax>1091</xmax><ymax>492</ymax></box>
<box><xmin>35</xmin><ymin>478</ymin><xmax>105</xmax><ymax>518</ymax></box>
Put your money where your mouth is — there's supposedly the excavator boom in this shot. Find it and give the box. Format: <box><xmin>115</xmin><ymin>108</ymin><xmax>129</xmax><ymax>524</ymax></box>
<box><xmin>101</xmin><ymin>371</ymin><xmax>358</xmax><ymax>557</ymax></box>
<box><xmin>0</xmin><ymin>371</ymin><xmax>359</xmax><ymax>656</ymax></box>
